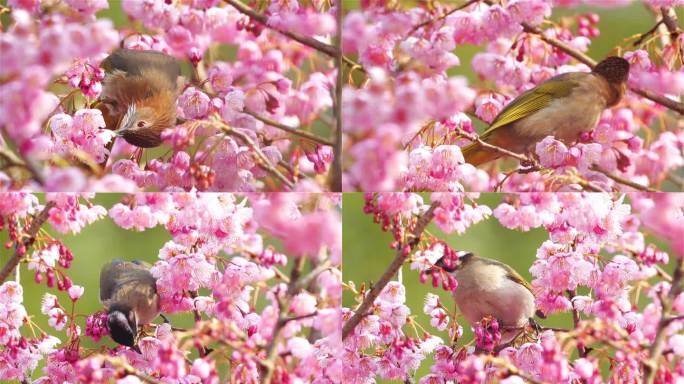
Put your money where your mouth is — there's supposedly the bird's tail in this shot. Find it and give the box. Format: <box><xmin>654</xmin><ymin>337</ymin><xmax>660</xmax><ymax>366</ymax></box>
<box><xmin>461</xmin><ymin>142</ymin><xmax>499</xmax><ymax>167</ymax></box>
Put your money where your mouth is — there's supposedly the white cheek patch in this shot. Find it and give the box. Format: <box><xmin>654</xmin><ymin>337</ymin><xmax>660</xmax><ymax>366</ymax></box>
<box><xmin>119</xmin><ymin>103</ymin><xmax>137</xmax><ymax>131</ymax></box>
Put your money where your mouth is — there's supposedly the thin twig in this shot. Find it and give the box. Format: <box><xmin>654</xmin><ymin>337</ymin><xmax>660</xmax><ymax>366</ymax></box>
<box><xmin>0</xmin><ymin>201</ymin><xmax>55</xmax><ymax>284</ymax></box>
<box><xmin>591</xmin><ymin>165</ymin><xmax>660</xmax><ymax>192</ymax></box>
<box><xmin>407</xmin><ymin>0</ymin><xmax>480</xmax><ymax>36</ymax></box>
<box><xmin>342</xmin><ymin>202</ymin><xmax>440</xmax><ymax>340</ymax></box>
<box><xmin>244</xmin><ymin>110</ymin><xmax>334</xmax><ymax>146</ymax></box>
<box><xmin>567</xmin><ymin>290</ymin><xmax>588</xmax><ymax>358</ymax></box>
<box><xmin>634</xmin><ymin>20</ymin><xmax>664</xmax><ymax>47</ymax></box>
<box><xmin>281</xmin><ymin>312</ymin><xmax>317</xmax><ymax>324</ymax></box>
<box><xmin>214</xmin><ymin>121</ymin><xmax>295</xmax><ymax>189</ymax></box>
<box><xmin>188</xmin><ymin>290</ymin><xmax>209</xmax><ymax>357</ymax></box>
<box><xmin>224</xmin><ymin>0</ymin><xmax>337</xmax><ymax>58</ymax></box>
<box><xmin>456</xmin><ymin>128</ymin><xmax>650</xmax><ymax>192</ymax></box>
<box><xmin>456</xmin><ymin>128</ymin><xmax>532</xmax><ymax>163</ymax></box>
<box><xmin>293</xmin><ymin>260</ymin><xmax>332</xmax><ymax>292</ymax></box>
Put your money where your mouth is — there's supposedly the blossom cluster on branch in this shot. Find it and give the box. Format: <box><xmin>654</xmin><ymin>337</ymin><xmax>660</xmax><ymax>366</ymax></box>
<box><xmin>342</xmin><ymin>0</ymin><xmax>683</xmax><ymax>192</ymax></box>
<box><xmin>0</xmin><ymin>0</ymin><xmax>338</xmax><ymax>192</ymax></box>
<box><xmin>0</xmin><ymin>192</ymin><xmax>341</xmax><ymax>383</ymax></box>
<box><xmin>343</xmin><ymin>192</ymin><xmax>684</xmax><ymax>383</ymax></box>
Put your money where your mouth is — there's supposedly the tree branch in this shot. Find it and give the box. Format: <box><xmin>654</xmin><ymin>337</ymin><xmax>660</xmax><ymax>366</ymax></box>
<box><xmin>407</xmin><ymin>0</ymin><xmax>480</xmax><ymax>36</ymax></box>
<box><xmin>0</xmin><ymin>201</ymin><xmax>55</xmax><ymax>284</ymax></box>
<box><xmin>244</xmin><ymin>110</ymin><xmax>334</xmax><ymax>146</ymax></box>
<box><xmin>643</xmin><ymin>256</ymin><xmax>684</xmax><ymax>384</ymax></box>
<box><xmin>342</xmin><ymin>202</ymin><xmax>440</xmax><ymax>340</ymax></box>
<box><xmin>659</xmin><ymin>7</ymin><xmax>682</xmax><ymax>41</ymax></box>
<box><xmin>591</xmin><ymin>165</ymin><xmax>659</xmax><ymax>192</ymax></box>
<box><xmin>224</xmin><ymin>0</ymin><xmax>337</xmax><ymax>58</ymax></box>
<box><xmin>330</xmin><ymin>0</ymin><xmax>343</xmax><ymax>192</ymax></box>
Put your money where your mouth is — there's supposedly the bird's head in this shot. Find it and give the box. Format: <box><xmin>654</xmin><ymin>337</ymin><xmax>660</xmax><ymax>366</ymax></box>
<box><xmin>117</xmin><ymin>93</ymin><xmax>176</xmax><ymax>148</ymax></box>
<box><xmin>430</xmin><ymin>250</ymin><xmax>474</xmax><ymax>274</ymax></box>
<box><xmin>107</xmin><ymin>304</ymin><xmax>137</xmax><ymax>347</ymax></box>
<box><xmin>593</xmin><ymin>56</ymin><xmax>630</xmax><ymax>84</ymax></box>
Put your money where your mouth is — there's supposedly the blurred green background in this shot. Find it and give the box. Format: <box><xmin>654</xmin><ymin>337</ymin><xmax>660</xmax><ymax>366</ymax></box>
<box><xmin>342</xmin><ymin>192</ymin><xmax>675</xmax><ymax>382</ymax></box>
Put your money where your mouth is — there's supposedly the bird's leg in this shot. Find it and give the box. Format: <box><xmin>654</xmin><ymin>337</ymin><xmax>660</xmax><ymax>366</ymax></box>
<box><xmin>518</xmin><ymin>149</ymin><xmax>542</xmax><ymax>173</ymax></box>
<box><xmin>528</xmin><ymin>317</ymin><xmax>542</xmax><ymax>336</ymax></box>
<box><xmin>493</xmin><ymin>327</ymin><xmax>526</xmax><ymax>353</ymax></box>
<box><xmin>133</xmin><ymin>148</ymin><xmax>144</xmax><ymax>165</ymax></box>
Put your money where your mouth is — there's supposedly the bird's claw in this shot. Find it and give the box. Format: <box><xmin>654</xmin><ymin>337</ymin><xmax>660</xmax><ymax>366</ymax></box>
<box><xmin>528</xmin><ymin>317</ymin><xmax>542</xmax><ymax>335</ymax></box>
<box><xmin>160</xmin><ymin>313</ymin><xmax>171</xmax><ymax>324</ymax></box>
<box><xmin>518</xmin><ymin>160</ymin><xmax>541</xmax><ymax>173</ymax></box>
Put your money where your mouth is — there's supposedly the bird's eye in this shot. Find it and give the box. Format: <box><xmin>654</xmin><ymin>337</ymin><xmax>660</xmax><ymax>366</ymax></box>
<box><xmin>137</xmin><ymin>121</ymin><xmax>146</xmax><ymax>128</ymax></box>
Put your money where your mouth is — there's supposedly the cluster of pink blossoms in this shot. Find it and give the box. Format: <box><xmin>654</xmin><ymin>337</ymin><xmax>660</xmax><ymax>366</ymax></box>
<box><xmin>0</xmin><ymin>192</ymin><xmax>341</xmax><ymax>383</ymax></box>
<box><xmin>1</xmin><ymin>0</ymin><xmax>337</xmax><ymax>191</ymax></box>
<box><xmin>342</xmin><ymin>1</ymin><xmax>683</xmax><ymax>192</ymax></box>
<box><xmin>343</xmin><ymin>192</ymin><xmax>684</xmax><ymax>383</ymax></box>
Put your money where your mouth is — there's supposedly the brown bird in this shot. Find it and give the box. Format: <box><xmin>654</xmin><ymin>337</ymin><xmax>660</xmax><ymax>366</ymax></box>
<box><xmin>100</xmin><ymin>259</ymin><xmax>160</xmax><ymax>347</ymax></box>
<box><xmin>463</xmin><ymin>56</ymin><xmax>630</xmax><ymax>166</ymax></box>
<box><xmin>99</xmin><ymin>49</ymin><xmax>181</xmax><ymax>148</ymax></box>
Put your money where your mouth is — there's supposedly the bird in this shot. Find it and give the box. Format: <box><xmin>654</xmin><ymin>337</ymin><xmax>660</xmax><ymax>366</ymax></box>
<box><xmin>462</xmin><ymin>56</ymin><xmax>630</xmax><ymax>166</ymax></box>
<box><xmin>99</xmin><ymin>259</ymin><xmax>161</xmax><ymax>348</ymax></box>
<box><xmin>98</xmin><ymin>48</ymin><xmax>181</xmax><ymax>148</ymax></box>
<box><xmin>431</xmin><ymin>251</ymin><xmax>542</xmax><ymax>345</ymax></box>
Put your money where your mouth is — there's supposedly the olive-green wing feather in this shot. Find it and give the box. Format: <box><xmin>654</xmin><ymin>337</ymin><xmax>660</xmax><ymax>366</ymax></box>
<box><xmin>480</xmin><ymin>73</ymin><xmax>581</xmax><ymax>140</ymax></box>
<box><xmin>102</xmin><ymin>49</ymin><xmax>180</xmax><ymax>88</ymax></box>
<box><xmin>504</xmin><ymin>266</ymin><xmax>534</xmax><ymax>293</ymax></box>
<box><xmin>99</xmin><ymin>260</ymin><xmax>156</xmax><ymax>303</ymax></box>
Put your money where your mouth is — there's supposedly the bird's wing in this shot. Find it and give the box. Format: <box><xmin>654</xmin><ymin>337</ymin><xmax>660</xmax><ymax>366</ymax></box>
<box><xmin>480</xmin><ymin>73</ymin><xmax>582</xmax><ymax>140</ymax></box>
<box><xmin>102</xmin><ymin>49</ymin><xmax>180</xmax><ymax>88</ymax></box>
<box><xmin>100</xmin><ymin>260</ymin><xmax>156</xmax><ymax>303</ymax></box>
<box><xmin>504</xmin><ymin>266</ymin><xmax>534</xmax><ymax>294</ymax></box>
<box><xmin>479</xmin><ymin>258</ymin><xmax>534</xmax><ymax>293</ymax></box>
